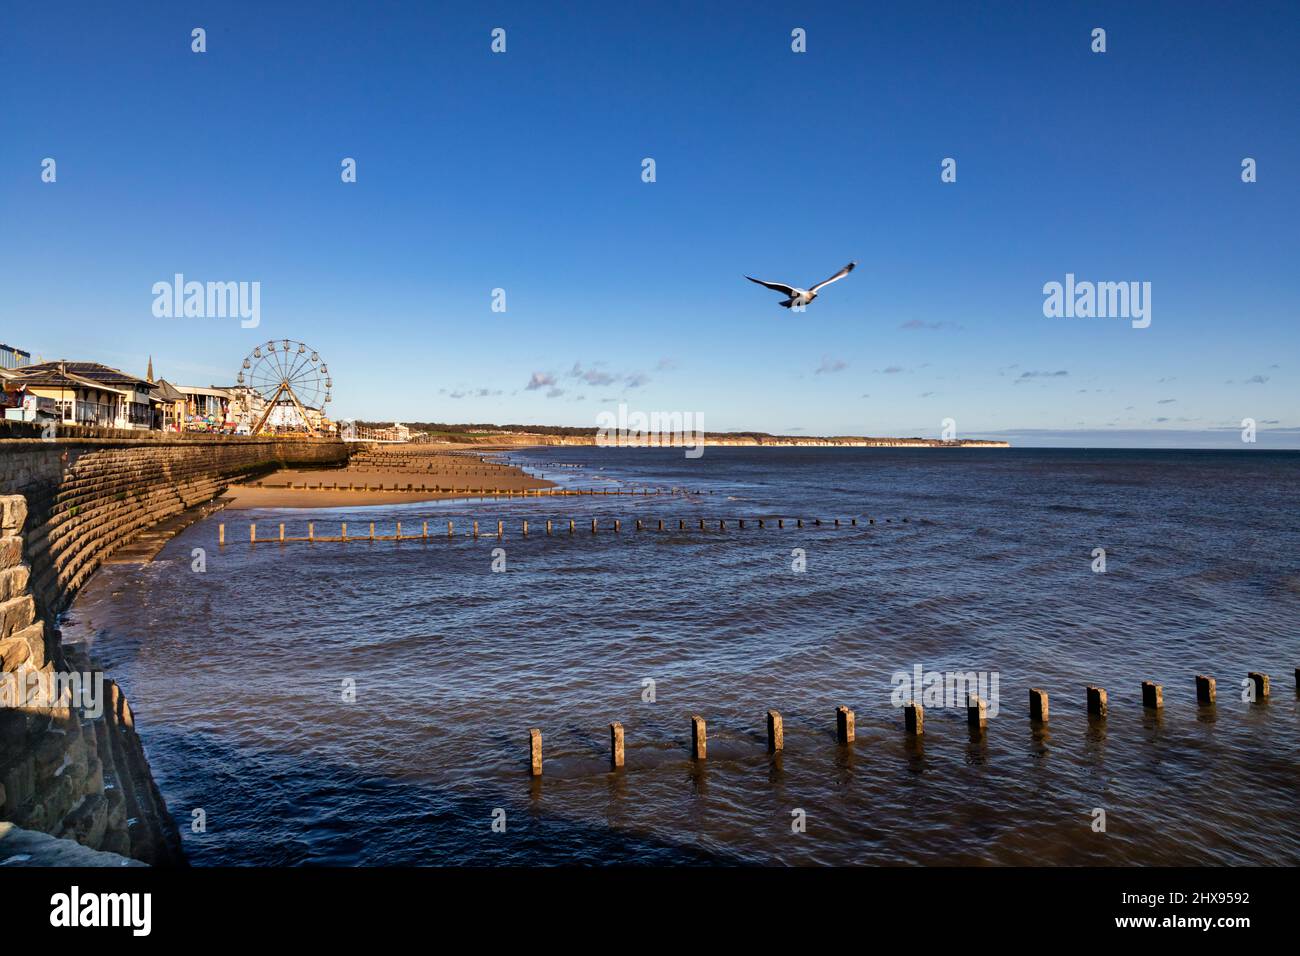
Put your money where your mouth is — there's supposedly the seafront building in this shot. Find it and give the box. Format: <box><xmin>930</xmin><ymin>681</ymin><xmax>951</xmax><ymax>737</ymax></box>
<box><xmin>0</xmin><ymin>343</ymin><xmax>31</xmax><ymax>370</ymax></box>
<box><xmin>2</xmin><ymin>361</ymin><xmax>158</xmax><ymax>429</ymax></box>
<box><xmin>150</xmin><ymin>378</ymin><xmax>186</xmax><ymax>431</ymax></box>
<box><xmin>0</xmin><ymin>349</ymin><xmax>256</xmax><ymax>434</ymax></box>
<box><xmin>369</xmin><ymin>422</ymin><xmax>411</xmax><ymax>442</ymax></box>
<box><xmin>172</xmin><ymin>383</ymin><xmax>240</xmax><ymax>432</ymax></box>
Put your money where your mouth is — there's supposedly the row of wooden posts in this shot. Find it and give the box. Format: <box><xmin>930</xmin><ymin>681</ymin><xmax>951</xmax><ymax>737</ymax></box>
<box><xmin>346</xmin><ymin>460</ymin><xmax>533</xmax><ymax>472</ymax></box>
<box><xmin>526</xmin><ymin>674</ymin><xmax>1287</xmax><ymax>775</ymax></box>
<box><xmin>220</xmin><ymin>515</ymin><xmax>902</xmax><ymax>544</ymax></box>
<box><xmin>249</xmin><ymin>482</ymin><xmax>696</xmax><ymax>497</ymax></box>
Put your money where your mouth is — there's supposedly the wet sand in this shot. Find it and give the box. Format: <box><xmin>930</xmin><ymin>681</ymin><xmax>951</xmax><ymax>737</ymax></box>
<box><xmin>224</xmin><ymin>446</ymin><xmax>553</xmax><ymax>509</ymax></box>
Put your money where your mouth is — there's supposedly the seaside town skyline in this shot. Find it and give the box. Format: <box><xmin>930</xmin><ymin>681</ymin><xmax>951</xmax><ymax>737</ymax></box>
<box><xmin>0</xmin><ymin>340</ymin><xmax>1007</xmax><ymax>446</ymax></box>
<box><xmin>1</xmin><ymin>340</ymin><xmax>1295</xmax><ymax>448</ymax></box>
<box><xmin>3</xmin><ymin>4</ymin><xmax>1297</xmax><ymax>447</ymax></box>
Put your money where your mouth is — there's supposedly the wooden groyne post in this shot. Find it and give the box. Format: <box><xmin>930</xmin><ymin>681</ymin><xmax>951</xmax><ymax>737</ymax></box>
<box><xmin>528</xmin><ymin>728</ymin><xmax>542</xmax><ymax>777</ymax></box>
<box><xmin>609</xmin><ymin>722</ymin><xmax>624</xmax><ymax>769</ymax></box>
<box><xmin>1142</xmin><ymin>681</ymin><xmax>1163</xmax><ymax>709</ymax></box>
<box><xmin>1029</xmin><ymin>688</ymin><xmax>1049</xmax><ymax>722</ymax></box>
<box><xmin>1247</xmin><ymin>672</ymin><xmax>1270</xmax><ymax>701</ymax></box>
<box><xmin>766</xmin><ymin>709</ymin><xmax>783</xmax><ymax>753</ymax></box>
<box><xmin>690</xmin><ymin>715</ymin><xmax>707</xmax><ymax>760</ymax></box>
<box><xmin>967</xmin><ymin>694</ymin><xmax>987</xmax><ymax>732</ymax></box>
<box><xmin>1196</xmin><ymin>674</ymin><xmax>1216</xmax><ymax>705</ymax></box>
<box><xmin>1087</xmin><ymin>685</ymin><xmax>1107</xmax><ymax>718</ymax></box>
<box><xmin>836</xmin><ymin>705</ymin><xmax>855</xmax><ymax>744</ymax></box>
<box><xmin>904</xmin><ymin>701</ymin><xmax>924</xmax><ymax>735</ymax></box>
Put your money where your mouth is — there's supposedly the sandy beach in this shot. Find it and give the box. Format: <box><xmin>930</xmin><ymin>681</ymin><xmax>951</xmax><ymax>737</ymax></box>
<box><xmin>223</xmin><ymin>445</ymin><xmax>554</xmax><ymax>509</ymax></box>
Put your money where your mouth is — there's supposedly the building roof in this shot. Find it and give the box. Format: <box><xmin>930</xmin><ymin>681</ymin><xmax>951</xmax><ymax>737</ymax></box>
<box><xmin>175</xmin><ymin>384</ymin><xmax>236</xmax><ymax>398</ymax></box>
<box><xmin>8</xmin><ymin>367</ymin><xmax>122</xmax><ymax>393</ymax></box>
<box><xmin>14</xmin><ymin>361</ymin><xmax>155</xmax><ymax>391</ymax></box>
<box><xmin>152</xmin><ymin>378</ymin><xmax>186</xmax><ymax>402</ymax></box>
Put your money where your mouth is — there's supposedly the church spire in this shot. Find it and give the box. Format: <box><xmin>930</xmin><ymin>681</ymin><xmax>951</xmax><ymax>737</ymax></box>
<box><xmin>146</xmin><ymin>355</ymin><xmax>154</xmax><ymax>382</ymax></box>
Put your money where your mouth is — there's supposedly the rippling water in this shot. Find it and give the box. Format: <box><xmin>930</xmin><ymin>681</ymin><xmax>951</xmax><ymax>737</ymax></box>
<box><xmin>62</xmin><ymin>448</ymin><xmax>1299</xmax><ymax>865</ymax></box>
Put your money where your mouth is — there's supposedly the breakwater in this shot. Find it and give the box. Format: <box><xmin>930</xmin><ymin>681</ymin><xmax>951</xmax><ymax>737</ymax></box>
<box><xmin>240</xmin><ymin>481</ymin><xmax>700</xmax><ymax>497</ymax></box>
<box><xmin>524</xmin><ymin>676</ymin><xmax>1292</xmax><ymax>775</ymax></box>
<box><xmin>222</xmin><ymin>513</ymin><xmax>908</xmax><ymax>543</ymax></box>
<box><xmin>0</xmin><ymin>427</ymin><xmax>348</xmax><ymax>863</ymax></box>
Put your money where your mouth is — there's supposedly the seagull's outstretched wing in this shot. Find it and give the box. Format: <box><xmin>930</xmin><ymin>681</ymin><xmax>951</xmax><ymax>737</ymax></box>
<box><xmin>745</xmin><ymin>275</ymin><xmax>798</xmax><ymax>296</ymax></box>
<box><xmin>808</xmin><ymin>261</ymin><xmax>857</xmax><ymax>294</ymax></box>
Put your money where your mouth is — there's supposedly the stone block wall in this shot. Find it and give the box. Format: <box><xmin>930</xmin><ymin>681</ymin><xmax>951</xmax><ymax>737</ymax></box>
<box><xmin>0</xmin><ymin>430</ymin><xmax>347</xmax><ymax>621</ymax></box>
<box><xmin>0</xmin><ymin>494</ymin><xmax>170</xmax><ymax>860</ymax></box>
<box><xmin>0</xmin><ymin>432</ymin><xmax>348</xmax><ymax>864</ymax></box>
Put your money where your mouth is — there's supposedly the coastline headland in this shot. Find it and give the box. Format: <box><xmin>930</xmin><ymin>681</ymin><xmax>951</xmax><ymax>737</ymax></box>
<box><xmin>0</xmin><ymin>424</ymin><xmax>348</xmax><ymax>864</ymax></box>
<box><xmin>587</xmin><ymin>436</ymin><xmax>1010</xmax><ymax>449</ymax></box>
<box><xmin>597</xmin><ymin>437</ymin><xmax>1011</xmax><ymax>448</ymax></box>
<box><xmin>367</xmin><ymin>426</ymin><xmax>1011</xmax><ymax>449</ymax></box>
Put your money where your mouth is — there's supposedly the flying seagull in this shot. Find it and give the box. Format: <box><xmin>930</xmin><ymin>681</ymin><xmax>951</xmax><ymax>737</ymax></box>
<box><xmin>746</xmin><ymin>261</ymin><xmax>857</xmax><ymax>309</ymax></box>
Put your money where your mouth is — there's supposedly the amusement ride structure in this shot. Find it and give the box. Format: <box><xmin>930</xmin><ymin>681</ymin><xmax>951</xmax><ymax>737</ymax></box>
<box><xmin>234</xmin><ymin>339</ymin><xmax>332</xmax><ymax>435</ymax></box>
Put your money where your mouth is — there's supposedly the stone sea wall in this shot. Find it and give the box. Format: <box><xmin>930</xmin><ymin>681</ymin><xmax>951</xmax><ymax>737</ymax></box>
<box><xmin>0</xmin><ymin>429</ymin><xmax>348</xmax><ymax>864</ymax></box>
<box><xmin>0</xmin><ymin>426</ymin><xmax>348</xmax><ymax>617</ymax></box>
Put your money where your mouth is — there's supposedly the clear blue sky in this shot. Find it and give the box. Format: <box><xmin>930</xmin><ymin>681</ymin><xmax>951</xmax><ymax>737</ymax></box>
<box><xmin>2</xmin><ymin>1</ymin><xmax>1297</xmax><ymax>446</ymax></box>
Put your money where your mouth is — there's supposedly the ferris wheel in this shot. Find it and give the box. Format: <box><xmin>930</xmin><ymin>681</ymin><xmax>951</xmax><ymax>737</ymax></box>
<box><xmin>235</xmin><ymin>339</ymin><xmax>332</xmax><ymax>435</ymax></box>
